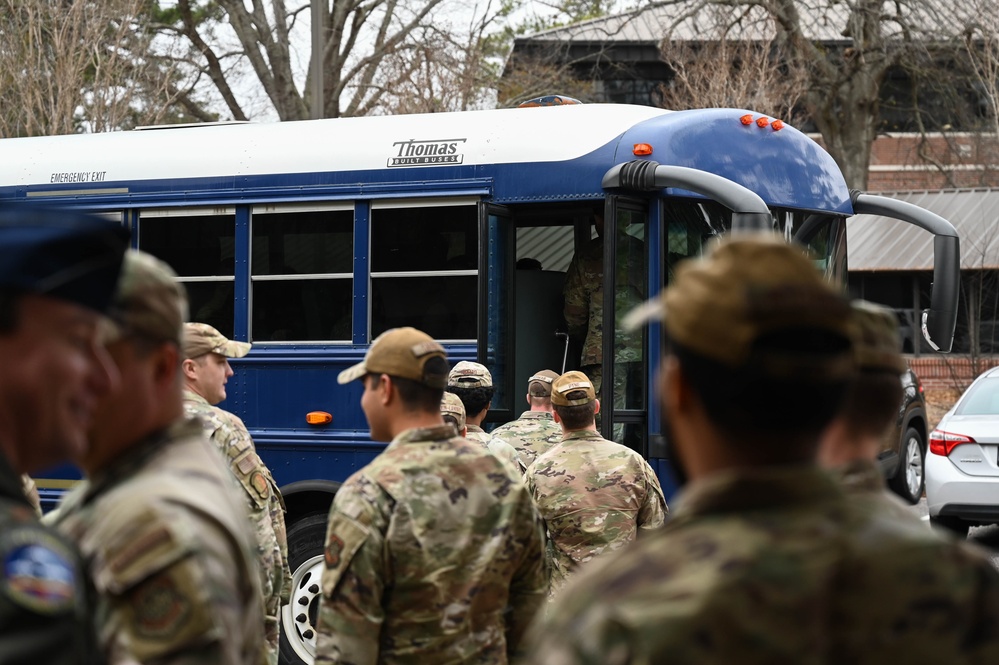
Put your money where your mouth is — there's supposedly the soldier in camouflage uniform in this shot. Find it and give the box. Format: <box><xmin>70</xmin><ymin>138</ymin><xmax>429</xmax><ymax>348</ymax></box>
<box><xmin>489</xmin><ymin>370</ymin><xmax>562</xmax><ymax>470</ymax></box>
<box><xmin>446</xmin><ymin>361</ymin><xmax>522</xmax><ymax>470</ymax></box>
<box><xmin>818</xmin><ymin>301</ymin><xmax>926</xmax><ymax>523</ymax></box>
<box><xmin>524</xmin><ymin>370</ymin><xmax>666</xmax><ymax>599</ymax></box>
<box><xmin>562</xmin><ymin>208</ymin><xmax>644</xmax><ymax>433</ymax></box>
<box><xmin>182</xmin><ymin>322</ymin><xmax>290</xmax><ymax>665</ymax></box>
<box><xmin>525</xmin><ymin>235</ymin><xmax>999</xmax><ymax>664</ymax></box>
<box><xmin>0</xmin><ymin>206</ymin><xmax>128</xmax><ymax>665</ymax></box>
<box><xmin>315</xmin><ymin>327</ymin><xmax>547</xmax><ymax>664</ymax></box>
<box><xmin>50</xmin><ymin>251</ymin><xmax>266</xmax><ymax>665</ymax></box>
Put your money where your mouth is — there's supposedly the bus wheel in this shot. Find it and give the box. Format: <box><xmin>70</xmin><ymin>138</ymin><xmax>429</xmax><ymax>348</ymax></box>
<box><xmin>279</xmin><ymin>513</ymin><xmax>328</xmax><ymax>665</ymax></box>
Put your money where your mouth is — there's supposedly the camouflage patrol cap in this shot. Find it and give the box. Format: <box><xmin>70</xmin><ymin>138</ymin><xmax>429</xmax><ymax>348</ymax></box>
<box><xmin>337</xmin><ymin>327</ymin><xmax>447</xmax><ymax>387</ymax></box>
<box><xmin>551</xmin><ymin>370</ymin><xmax>596</xmax><ymax>407</ymax></box>
<box><xmin>106</xmin><ymin>250</ymin><xmax>188</xmax><ymax>344</ymax></box>
<box><xmin>0</xmin><ymin>203</ymin><xmax>129</xmax><ymax>313</ymax></box>
<box><xmin>528</xmin><ymin>369</ymin><xmax>560</xmax><ymax>397</ymax></box>
<box><xmin>183</xmin><ymin>322</ymin><xmax>251</xmax><ymax>360</ymax></box>
<box><xmin>851</xmin><ymin>300</ymin><xmax>907</xmax><ymax>373</ymax></box>
<box><xmin>440</xmin><ymin>391</ymin><xmax>466</xmax><ymax>430</ymax></box>
<box><xmin>448</xmin><ymin>361</ymin><xmax>493</xmax><ymax>388</ymax></box>
<box><xmin>625</xmin><ymin>234</ymin><xmax>854</xmax><ymax>377</ymax></box>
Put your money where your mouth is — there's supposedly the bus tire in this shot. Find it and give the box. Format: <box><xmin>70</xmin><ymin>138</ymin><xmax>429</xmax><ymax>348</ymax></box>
<box><xmin>279</xmin><ymin>512</ymin><xmax>329</xmax><ymax>665</ymax></box>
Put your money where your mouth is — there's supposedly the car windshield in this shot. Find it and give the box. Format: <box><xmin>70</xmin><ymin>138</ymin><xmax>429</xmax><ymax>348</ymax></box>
<box><xmin>955</xmin><ymin>376</ymin><xmax>999</xmax><ymax>415</ymax></box>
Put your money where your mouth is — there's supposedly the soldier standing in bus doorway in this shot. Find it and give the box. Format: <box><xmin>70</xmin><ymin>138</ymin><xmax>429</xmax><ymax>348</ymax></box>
<box><xmin>182</xmin><ymin>322</ymin><xmax>291</xmax><ymax>665</ymax></box>
<box><xmin>49</xmin><ymin>251</ymin><xmax>266</xmax><ymax>665</ymax></box>
<box><xmin>525</xmin><ymin>235</ymin><xmax>999</xmax><ymax>664</ymax></box>
<box><xmin>446</xmin><ymin>361</ymin><xmax>522</xmax><ymax>471</ymax></box>
<box><xmin>525</xmin><ymin>370</ymin><xmax>666</xmax><ymax>599</ymax></box>
<box><xmin>489</xmin><ymin>369</ymin><xmax>562</xmax><ymax>471</ymax></box>
<box><xmin>315</xmin><ymin>327</ymin><xmax>547</xmax><ymax>664</ymax></box>
<box><xmin>562</xmin><ymin>205</ymin><xmax>644</xmax><ymax>439</ymax></box>
<box><xmin>0</xmin><ymin>205</ymin><xmax>127</xmax><ymax>665</ymax></box>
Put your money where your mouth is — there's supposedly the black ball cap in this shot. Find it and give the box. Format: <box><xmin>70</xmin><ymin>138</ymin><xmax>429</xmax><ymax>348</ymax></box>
<box><xmin>0</xmin><ymin>204</ymin><xmax>130</xmax><ymax>314</ymax></box>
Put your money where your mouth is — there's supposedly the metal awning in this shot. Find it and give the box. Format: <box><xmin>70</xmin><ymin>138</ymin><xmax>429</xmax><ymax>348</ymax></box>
<box><xmin>847</xmin><ymin>189</ymin><xmax>999</xmax><ymax>271</ymax></box>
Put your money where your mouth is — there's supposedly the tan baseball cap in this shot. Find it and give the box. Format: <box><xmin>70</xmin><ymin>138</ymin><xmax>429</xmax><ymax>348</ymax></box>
<box><xmin>447</xmin><ymin>361</ymin><xmax>493</xmax><ymax>388</ymax></box>
<box><xmin>338</xmin><ymin>327</ymin><xmax>447</xmax><ymax>387</ymax></box>
<box><xmin>184</xmin><ymin>322</ymin><xmax>251</xmax><ymax>360</ymax></box>
<box><xmin>105</xmin><ymin>250</ymin><xmax>188</xmax><ymax>345</ymax></box>
<box><xmin>440</xmin><ymin>391</ymin><xmax>466</xmax><ymax>430</ymax></box>
<box><xmin>551</xmin><ymin>370</ymin><xmax>597</xmax><ymax>406</ymax></box>
<box><xmin>625</xmin><ymin>234</ymin><xmax>854</xmax><ymax>377</ymax></box>
<box><xmin>528</xmin><ymin>369</ymin><xmax>560</xmax><ymax>396</ymax></box>
<box><xmin>851</xmin><ymin>300</ymin><xmax>907</xmax><ymax>373</ymax></box>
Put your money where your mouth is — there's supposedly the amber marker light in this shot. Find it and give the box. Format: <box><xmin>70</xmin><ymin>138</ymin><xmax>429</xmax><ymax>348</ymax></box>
<box><xmin>740</xmin><ymin>114</ymin><xmax>754</xmax><ymax>125</ymax></box>
<box><xmin>771</xmin><ymin>120</ymin><xmax>785</xmax><ymax>131</ymax></box>
<box><xmin>306</xmin><ymin>411</ymin><xmax>333</xmax><ymax>425</ymax></box>
<box><xmin>633</xmin><ymin>143</ymin><xmax>653</xmax><ymax>156</ymax></box>
<box><xmin>756</xmin><ymin>117</ymin><xmax>770</xmax><ymax>128</ymax></box>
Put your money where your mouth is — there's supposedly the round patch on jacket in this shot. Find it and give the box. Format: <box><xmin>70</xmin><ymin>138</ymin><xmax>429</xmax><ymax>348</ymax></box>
<box><xmin>1</xmin><ymin>533</ymin><xmax>75</xmax><ymax>614</ymax></box>
<box><xmin>132</xmin><ymin>575</ymin><xmax>191</xmax><ymax>638</ymax></box>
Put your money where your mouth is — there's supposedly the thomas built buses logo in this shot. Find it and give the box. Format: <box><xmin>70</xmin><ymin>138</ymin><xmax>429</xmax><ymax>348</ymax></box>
<box><xmin>388</xmin><ymin>139</ymin><xmax>467</xmax><ymax>167</ymax></box>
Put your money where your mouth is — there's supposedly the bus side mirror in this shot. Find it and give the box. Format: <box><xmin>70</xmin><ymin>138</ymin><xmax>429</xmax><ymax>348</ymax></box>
<box><xmin>851</xmin><ymin>193</ymin><xmax>960</xmax><ymax>353</ymax></box>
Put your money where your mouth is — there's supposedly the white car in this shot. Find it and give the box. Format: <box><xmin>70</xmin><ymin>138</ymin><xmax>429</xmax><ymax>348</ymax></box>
<box><xmin>926</xmin><ymin>366</ymin><xmax>999</xmax><ymax>537</ymax></box>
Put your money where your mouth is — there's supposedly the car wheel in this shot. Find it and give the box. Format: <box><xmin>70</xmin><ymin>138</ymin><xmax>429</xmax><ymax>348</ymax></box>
<box><xmin>929</xmin><ymin>515</ymin><xmax>971</xmax><ymax>539</ymax></box>
<box><xmin>888</xmin><ymin>426</ymin><xmax>924</xmax><ymax>504</ymax></box>
<box><xmin>279</xmin><ymin>513</ymin><xmax>328</xmax><ymax>665</ymax></box>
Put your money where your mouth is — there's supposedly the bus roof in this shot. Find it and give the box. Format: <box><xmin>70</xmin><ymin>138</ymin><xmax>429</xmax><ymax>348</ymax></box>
<box><xmin>0</xmin><ymin>104</ymin><xmax>852</xmax><ymax>214</ymax></box>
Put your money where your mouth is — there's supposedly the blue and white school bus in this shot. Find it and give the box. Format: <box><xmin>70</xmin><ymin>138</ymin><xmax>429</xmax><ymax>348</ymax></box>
<box><xmin>0</xmin><ymin>103</ymin><xmax>959</xmax><ymax>664</ymax></box>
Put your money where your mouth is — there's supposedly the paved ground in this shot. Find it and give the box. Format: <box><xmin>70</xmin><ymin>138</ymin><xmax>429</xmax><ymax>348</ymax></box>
<box><xmin>909</xmin><ymin>497</ymin><xmax>999</xmax><ymax>569</ymax></box>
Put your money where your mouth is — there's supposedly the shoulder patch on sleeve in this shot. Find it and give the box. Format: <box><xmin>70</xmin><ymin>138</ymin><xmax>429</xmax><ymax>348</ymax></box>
<box><xmin>97</xmin><ymin>516</ymin><xmax>192</xmax><ymax>595</ymax></box>
<box><xmin>0</xmin><ymin>526</ymin><xmax>77</xmax><ymax>615</ymax></box>
<box><xmin>321</xmin><ymin>516</ymin><xmax>370</xmax><ymax>598</ymax></box>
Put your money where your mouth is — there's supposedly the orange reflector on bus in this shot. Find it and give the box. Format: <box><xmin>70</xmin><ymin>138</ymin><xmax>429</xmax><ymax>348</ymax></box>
<box><xmin>306</xmin><ymin>411</ymin><xmax>332</xmax><ymax>425</ymax></box>
<box><xmin>756</xmin><ymin>117</ymin><xmax>770</xmax><ymax>128</ymax></box>
<box><xmin>740</xmin><ymin>114</ymin><xmax>754</xmax><ymax>125</ymax></box>
<box><xmin>633</xmin><ymin>143</ymin><xmax>653</xmax><ymax>156</ymax></box>
<box><xmin>771</xmin><ymin>120</ymin><xmax>785</xmax><ymax>131</ymax></box>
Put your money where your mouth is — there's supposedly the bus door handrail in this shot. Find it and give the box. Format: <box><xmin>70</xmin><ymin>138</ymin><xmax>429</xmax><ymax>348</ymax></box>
<box><xmin>602</xmin><ymin>160</ymin><xmax>772</xmax><ymax>231</ymax></box>
<box><xmin>849</xmin><ymin>192</ymin><xmax>960</xmax><ymax>353</ymax></box>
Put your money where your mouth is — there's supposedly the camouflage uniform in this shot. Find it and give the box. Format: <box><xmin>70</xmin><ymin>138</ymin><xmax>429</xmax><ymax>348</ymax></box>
<box><xmin>50</xmin><ymin>418</ymin><xmax>266</xmax><ymax>665</ymax></box>
<box><xmin>0</xmin><ymin>454</ymin><xmax>105</xmax><ymax>665</ymax></box>
<box><xmin>184</xmin><ymin>389</ymin><xmax>290</xmax><ymax>665</ymax></box>
<box><xmin>562</xmin><ymin>235</ymin><xmax>644</xmax><ymax>398</ymax></box>
<box><xmin>315</xmin><ymin>424</ymin><xmax>547</xmax><ymax>665</ymax></box>
<box><xmin>833</xmin><ymin>459</ymin><xmax>924</xmax><ymax>523</ymax></box>
<box><xmin>525</xmin><ymin>466</ymin><xmax>999</xmax><ymax>664</ymax></box>
<box><xmin>489</xmin><ymin>411</ymin><xmax>562</xmax><ymax>471</ymax></box>
<box><xmin>466</xmin><ymin>425</ymin><xmax>523</xmax><ymax>472</ymax></box>
<box><xmin>525</xmin><ymin>430</ymin><xmax>666</xmax><ymax>598</ymax></box>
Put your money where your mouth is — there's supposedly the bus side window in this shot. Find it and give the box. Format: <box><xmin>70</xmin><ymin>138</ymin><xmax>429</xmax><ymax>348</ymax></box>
<box><xmin>370</xmin><ymin>202</ymin><xmax>478</xmax><ymax>341</ymax></box>
<box><xmin>138</xmin><ymin>209</ymin><xmax>236</xmax><ymax>337</ymax></box>
<box><xmin>251</xmin><ymin>206</ymin><xmax>353</xmax><ymax>342</ymax></box>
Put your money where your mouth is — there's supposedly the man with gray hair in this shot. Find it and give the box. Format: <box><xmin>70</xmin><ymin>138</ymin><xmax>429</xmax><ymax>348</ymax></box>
<box><xmin>50</xmin><ymin>251</ymin><xmax>266</xmax><ymax>665</ymax></box>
